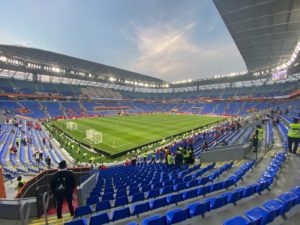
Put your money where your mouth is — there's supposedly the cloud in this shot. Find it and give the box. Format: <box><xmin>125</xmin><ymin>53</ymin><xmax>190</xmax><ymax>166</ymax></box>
<box><xmin>126</xmin><ymin>21</ymin><xmax>246</xmax><ymax>81</ymax></box>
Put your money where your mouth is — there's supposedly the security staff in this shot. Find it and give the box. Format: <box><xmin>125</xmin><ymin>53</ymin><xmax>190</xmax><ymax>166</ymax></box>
<box><xmin>288</xmin><ymin>118</ymin><xmax>300</xmax><ymax>154</ymax></box>
<box><xmin>167</xmin><ymin>154</ymin><xmax>174</xmax><ymax>166</ymax></box>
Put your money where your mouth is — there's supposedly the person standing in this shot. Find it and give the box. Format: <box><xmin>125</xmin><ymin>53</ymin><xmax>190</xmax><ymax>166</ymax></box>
<box><xmin>287</xmin><ymin>118</ymin><xmax>300</xmax><ymax>154</ymax></box>
<box><xmin>50</xmin><ymin>160</ymin><xmax>75</xmax><ymax>219</ymax></box>
<box><xmin>45</xmin><ymin>156</ymin><xmax>51</xmax><ymax>168</ymax></box>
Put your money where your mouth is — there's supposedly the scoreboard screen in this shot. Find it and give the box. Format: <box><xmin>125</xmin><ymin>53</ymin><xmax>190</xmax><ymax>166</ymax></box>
<box><xmin>272</xmin><ymin>70</ymin><xmax>287</xmax><ymax>81</ymax></box>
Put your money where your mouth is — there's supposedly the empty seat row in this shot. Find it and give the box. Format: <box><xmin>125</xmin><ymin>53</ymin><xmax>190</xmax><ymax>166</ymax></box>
<box><xmin>224</xmin><ymin>185</ymin><xmax>300</xmax><ymax>225</ymax></box>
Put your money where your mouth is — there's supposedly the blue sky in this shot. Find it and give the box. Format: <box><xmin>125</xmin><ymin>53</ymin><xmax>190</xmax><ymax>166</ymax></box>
<box><xmin>0</xmin><ymin>0</ymin><xmax>246</xmax><ymax>81</ymax></box>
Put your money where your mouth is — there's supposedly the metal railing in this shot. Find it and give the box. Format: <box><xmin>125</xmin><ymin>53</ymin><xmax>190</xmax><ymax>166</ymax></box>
<box><xmin>20</xmin><ymin>201</ymin><xmax>31</xmax><ymax>225</ymax></box>
<box><xmin>42</xmin><ymin>192</ymin><xmax>50</xmax><ymax>225</ymax></box>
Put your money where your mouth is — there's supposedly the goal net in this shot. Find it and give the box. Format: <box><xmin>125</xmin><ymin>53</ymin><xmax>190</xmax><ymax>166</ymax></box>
<box><xmin>66</xmin><ymin>122</ymin><xmax>77</xmax><ymax>131</ymax></box>
<box><xmin>86</xmin><ymin>129</ymin><xmax>102</xmax><ymax>144</ymax></box>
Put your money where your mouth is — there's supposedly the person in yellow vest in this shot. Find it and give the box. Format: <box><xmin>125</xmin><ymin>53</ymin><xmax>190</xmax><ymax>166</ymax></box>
<box><xmin>288</xmin><ymin>118</ymin><xmax>300</xmax><ymax>154</ymax></box>
<box><xmin>143</xmin><ymin>152</ymin><xmax>147</xmax><ymax>162</ymax></box>
<box><xmin>183</xmin><ymin>150</ymin><xmax>190</xmax><ymax>164</ymax></box>
<box><xmin>167</xmin><ymin>153</ymin><xmax>174</xmax><ymax>167</ymax></box>
<box><xmin>253</xmin><ymin>125</ymin><xmax>264</xmax><ymax>152</ymax></box>
<box><xmin>15</xmin><ymin>176</ymin><xmax>25</xmax><ymax>191</ymax></box>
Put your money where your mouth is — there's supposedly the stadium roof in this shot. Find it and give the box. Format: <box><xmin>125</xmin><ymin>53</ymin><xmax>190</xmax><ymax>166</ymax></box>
<box><xmin>0</xmin><ymin>45</ymin><xmax>164</xmax><ymax>84</ymax></box>
<box><xmin>213</xmin><ymin>0</ymin><xmax>300</xmax><ymax>72</ymax></box>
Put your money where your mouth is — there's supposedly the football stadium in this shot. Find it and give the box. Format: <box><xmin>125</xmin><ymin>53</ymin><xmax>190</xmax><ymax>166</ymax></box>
<box><xmin>0</xmin><ymin>0</ymin><xmax>300</xmax><ymax>225</ymax></box>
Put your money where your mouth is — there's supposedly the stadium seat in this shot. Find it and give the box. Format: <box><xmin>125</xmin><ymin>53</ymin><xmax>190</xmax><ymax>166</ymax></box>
<box><xmin>174</xmin><ymin>182</ymin><xmax>186</xmax><ymax>192</ymax></box>
<box><xmin>114</xmin><ymin>196</ymin><xmax>129</xmax><ymax>207</ymax></box>
<box><xmin>126</xmin><ymin>223</ymin><xmax>138</xmax><ymax>225</ymax></box>
<box><xmin>210</xmin><ymin>181</ymin><xmax>224</xmax><ymax>192</ymax></box>
<box><xmin>186</xmin><ymin>201</ymin><xmax>208</xmax><ymax>217</ymax></box>
<box><xmin>75</xmin><ymin>205</ymin><xmax>93</xmax><ymax>217</ymax></box>
<box><xmin>227</xmin><ymin>188</ymin><xmax>244</xmax><ymax>205</ymax></box>
<box><xmin>182</xmin><ymin>189</ymin><xmax>196</xmax><ymax>200</ymax></box>
<box><xmin>278</xmin><ymin>192</ymin><xmax>299</xmax><ymax>211</ymax></box>
<box><xmin>291</xmin><ymin>186</ymin><xmax>300</xmax><ymax>204</ymax></box>
<box><xmin>187</xmin><ymin>180</ymin><xmax>198</xmax><ymax>188</ymax></box>
<box><xmin>95</xmin><ymin>201</ymin><xmax>111</xmax><ymax>212</ymax></box>
<box><xmin>86</xmin><ymin>196</ymin><xmax>99</xmax><ymax>205</ymax></box>
<box><xmin>132</xmin><ymin>192</ymin><xmax>145</xmax><ymax>203</ymax></box>
<box><xmin>102</xmin><ymin>193</ymin><xmax>114</xmax><ymax>201</ymax></box>
<box><xmin>142</xmin><ymin>215</ymin><xmax>166</xmax><ymax>225</ymax></box>
<box><xmin>263</xmin><ymin>199</ymin><xmax>285</xmax><ymax>216</ymax></box>
<box><xmin>132</xmin><ymin>202</ymin><xmax>149</xmax><ymax>216</ymax></box>
<box><xmin>111</xmin><ymin>207</ymin><xmax>131</xmax><ymax>221</ymax></box>
<box><xmin>245</xmin><ymin>207</ymin><xmax>276</xmax><ymax>225</ymax></box>
<box><xmin>166</xmin><ymin>193</ymin><xmax>182</xmax><ymax>205</ymax></box>
<box><xmin>242</xmin><ymin>184</ymin><xmax>258</xmax><ymax>198</ymax></box>
<box><xmin>205</xmin><ymin>195</ymin><xmax>227</xmax><ymax>210</ymax></box>
<box><xmin>146</xmin><ymin>189</ymin><xmax>160</xmax><ymax>199</ymax></box>
<box><xmin>89</xmin><ymin>213</ymin><xmax>110</xmax><ymax>225</ymax></box>
<box><xmin>223</xmin><ymin>216</ymin><xmax>252</xmax><ymax>225</ymax></box>
<box><xmin>165</xmin><ymin>208</ymin><xmax>189</xmax><ymax>224</ymax></box>
<box><xmin>64</xmin><ymin>219</ymin><xmax>87</xmax><ymax>225</ymax></box>
<box><xmin>197</xmin><ymin>185</ymin><xmax>210</xmax><ymax>196</ymax></box>
<box><xmin>160</xmin><ymin>186</ymin><xmax>174</xmax><ymax>195</ymax></box>
<box><xmin>149</xmin><ymin>197</ymin><xmax>167</xmax><ymax>210</ymax></box>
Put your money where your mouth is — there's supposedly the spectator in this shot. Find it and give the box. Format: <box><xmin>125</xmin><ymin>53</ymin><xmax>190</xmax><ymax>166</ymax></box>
<box><xmin>45</xmin><ymin>156</ymin><xmax>51</xmax><ymax>168</ymax></box>
<box><xmin>287</xmin><ymin>118</ymin><xmax>300</xmax><ymax>154</ymax></box>
<box><xmin>50</xmin><ymin>160</ymin><xmax>75</xmax><ymax>219</ymax></box>
<box><xmin>15</xmin><ymin>176</ymin><xmax>25</xmax><ymax>191</ymax></box>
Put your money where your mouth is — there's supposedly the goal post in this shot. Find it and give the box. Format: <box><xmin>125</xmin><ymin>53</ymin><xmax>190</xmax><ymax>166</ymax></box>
<box><xmin>86</xmin><ymin>129</ymin><xmax>102</xmax><ymax>144</ymax></box>
<box><xmin>66</xmin><ymin>122</ymin><xmax>77</xmax><ymax>131</ymax></box>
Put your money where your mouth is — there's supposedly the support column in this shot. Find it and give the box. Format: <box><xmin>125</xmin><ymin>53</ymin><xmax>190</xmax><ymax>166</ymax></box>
<box><xmin>0</xmin><ymin>167</ymin><xmax>7</xmax><ymax>198</ymax></box>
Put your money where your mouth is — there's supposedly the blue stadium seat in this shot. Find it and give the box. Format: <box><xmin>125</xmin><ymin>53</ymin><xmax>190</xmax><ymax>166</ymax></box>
<box><xmin>160</xmin><ymin>186</ymin><xmax>174</xmax><ymax>195</ymax></box>
<box><xmin>146</xmin><ymin>189</ymin><xmax>160</xmax><ymax>199</ymax></box>
<box><xmin>205</xmin><ymin>195</ymin><xmax>227</xmax><ymax>210</ymax></box>
<box><xmin>245</xmin><ymin>207</ymin><xmax>276</xmax><ymax>225</ymax></box>
<box><xmin>174</xmin><ymin>182</ymin><xmax>186</xmax><ymax>192</ymax></box>
<box><xmin>89</xmin><ymin>213</ymin><xmax>110</xmax><ymax>225</ymax></box>
<box><xmin>64</xmin><ymin>219</ymin><xmax>87</xmax><ymax>225</ymax></box>
<box><xmin>242</xmin><ymin>184</ymin><xmax>258</xmax><ymax>198</ymax></box>
<box><xmin>227</xmin><ymin>188</ymin><xmax>244</xmax><ymax>205</ymax></box>
<box><xmin>102</xmin><ymin>193</ymin><xmax>114</xmax><ymax>201</ymax></box>
<box><xmin>132</xmin><ymin>202</ymin><xmax>149</xmax><ymax>216</ymax></box>
<box><xmin>165</xmin><ymin>208</ymin><xmax>189</xmax><ymax>225</ymax></box>
<box><xmin>256</xmin><ymin>182</ymin><xmax>267</xmax><ymax>194</ymax></box>
<box><xmin>223</xmin><ymin>216</ymin><xmax>251</xmax><ymax>225</ymax></box>
<box><xmin>86</xmin><ymin>196</ymin><xmax>99</xmax><ymax>205</ymax></box>
<box><xmin>278</xmin><ymin>192</ymin><xmax>299</xmax><ymax>211</ymax></box>
<box><xmin>142</xmin><ymin>185</ymin><xmax>151</xmax><ymax>192</ymax></box>
<box><xmin>132</xmin><ymin>192</ymin><xmax>145</xmax><ymax>203</ymax></box>
<box><xmin>115</xmin><ymin>196</ymin><xmax>129</xmax><ymax>207</ymax></box>
<box><xmin>197</xmin><ymin>185</ymin><xmax>210</xmax><ymax>196</ymax></box>
<box><xmin>166</xmin><ymin>193</ymin><xmax>182</xmax><ymax>205</ymax></box>
<box><xmin>75</xmin><ymin>205</ymin><xmax>93</xmax><ymax>217</ymax></box>
<box><xmin>149</xmin><ymin>197</ymin><xmax>167</xmax><ymax>210</ymax></box>
<box><xmin>116</xmin><ymin>190</ymin><xmax>127</xmax><ymax>198</ymax></box>
<box><xmin>129</xmin><ymin>187</ymin><xmax>140</xmax><ymax>195</ymax></box>
<box><xmin>187</xmin><ymin>180</ymin><xmax>198</xmax><ymax>188</ymax></box>
<box><xmin>142</xmin><ymin>215</ymin><xmax>166</xmax><ymax>225</ymax></box>
<box><xmin>182</xmin><ymin>189</ymin><xmax>196</xmax><ymax>200</ymax></box>
<box><xmin>291</xmin><ymin>186</ymin><xmax>300</xmax><ymax>204</ymax></box>
<box><xmin>95</xmin><ymin>201</ymin><xmax>111</xmax><ymax>212</ymax></box>
<box><xmin>263</xmin><ymin>199</ymin><xmax>285</xmax><ymax>216</ymax></box>
<box><xmin>186</xmin><ymin>201</ymin><xmax>208</xmax><ymax>217</ymax></box>
<box><xmin>210</xmin><ymin>181</ymin><xmax>224</xmax><ymax>192</ymax></box>
<box><xmin>112</xmin><ymin>207</ymin><xmax>131</xmax><ymax>221</ymax></box>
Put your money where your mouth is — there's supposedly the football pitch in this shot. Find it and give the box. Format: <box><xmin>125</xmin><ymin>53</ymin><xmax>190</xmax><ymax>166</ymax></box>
<box><xmin>52</xmin><ymin>114</ymin><xmax>224</xmax><ymax>155</ymax></box>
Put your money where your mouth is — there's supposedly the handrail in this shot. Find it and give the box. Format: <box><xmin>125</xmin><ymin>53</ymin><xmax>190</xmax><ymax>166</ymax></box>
<box><xmin>42</xmin><ymin>192</ymin><xmax>50</xmax><ymax>225</ymax></box>
<box><xmin>20</xmin><ymin>201</ymin><xmax>31</xmax><ymax>225</ymax></box>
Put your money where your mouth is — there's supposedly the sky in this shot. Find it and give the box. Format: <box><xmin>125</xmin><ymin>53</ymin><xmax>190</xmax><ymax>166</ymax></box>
<box><xmin>0</xmin><ymin>0</ymin><xmax>247</xmax><ymax>82</ymax></box>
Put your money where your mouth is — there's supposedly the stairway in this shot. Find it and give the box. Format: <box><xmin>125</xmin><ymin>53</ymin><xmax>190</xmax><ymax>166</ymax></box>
<box><xmin>58</xmin><ymin>102</ymin><xmax>67</xmax><ymax>117</ymax></box>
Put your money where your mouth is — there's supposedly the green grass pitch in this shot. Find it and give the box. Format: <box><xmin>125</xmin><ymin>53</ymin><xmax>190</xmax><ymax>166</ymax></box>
<box><xmin>52</xmin><ymin>113</ymin><xmax>224</xmax><ymax>155</ymax></box>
